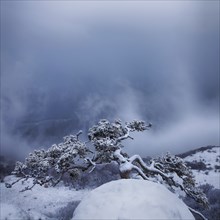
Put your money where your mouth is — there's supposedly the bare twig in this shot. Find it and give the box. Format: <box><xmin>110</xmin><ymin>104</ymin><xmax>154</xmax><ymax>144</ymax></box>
<box><xmin>5</xmin><ymin>177</ymin><xmax>26</xmax><ymax>188</ymax></box>
<box><xmin>76</xmin><ymin>130</ymin><xmax>83</xmax><ymax>140</ymax></box>
<box><xmin>20</xmin><ymin>182</ymin><xmax>37</xmax><ymax>192</ymax></box>
<box><xmin>188</xmin><ymin>206</ymin><xmax>208</xmax><ymax>220</ymax></box>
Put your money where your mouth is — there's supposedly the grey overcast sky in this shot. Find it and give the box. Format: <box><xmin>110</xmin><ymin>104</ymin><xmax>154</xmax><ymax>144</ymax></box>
<box><xmin>1</xmin><ymin>1</ymin><xmax>219</xmax><ymax>158</ymax></box>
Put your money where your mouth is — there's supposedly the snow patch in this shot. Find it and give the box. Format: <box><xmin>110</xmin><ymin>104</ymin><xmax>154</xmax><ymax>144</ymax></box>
<box><xmin>192</xmin><ymin>170</ymin><xmax>220</xmax><ymax>189</ymax></box>
<box><xmin>184</xmin><ymin>147</ymin><xmax>219</xmax><ymax>168</ymax></box>
<box><xmin>184</xmin><ymin>146</ymin><xmax>220</xmax><ymax>189</ymax></box>
<box><xmin>1</xmin><ymin>175</ymin><xmax>89</xmax><ymax>219</ymax></box>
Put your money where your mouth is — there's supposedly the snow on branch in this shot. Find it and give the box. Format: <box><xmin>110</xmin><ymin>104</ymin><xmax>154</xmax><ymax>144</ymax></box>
<box><xmin>153</xmin><ymin>153</ymin><xmax>209</xmax><ymax>208</ymax></box>
<box><xmin>6</xmin><ymin>131</ymin><xmax>93</xmax><ymax>191</ymax></box>
<box><xmin>188</xmin><ymin>206</ymin><xmax>208</xmax><ymax>220</ymax></box>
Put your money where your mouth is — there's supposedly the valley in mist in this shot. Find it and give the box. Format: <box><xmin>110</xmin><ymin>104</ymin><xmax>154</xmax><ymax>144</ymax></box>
<box><xmin>1</xmin><ymin>1</ymin><xmax>219</xmax><ymax>159</ymax></box>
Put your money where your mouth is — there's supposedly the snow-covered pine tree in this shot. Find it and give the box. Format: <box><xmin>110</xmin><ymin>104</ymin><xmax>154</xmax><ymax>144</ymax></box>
<box><xmin>6</xmin><ymin>119</ymin><xmax>208</xmax><ymax>218</ymax></box>
<box><xmin>5</xmin><ymin>130</ymin><xmax>92</xmax><ymax>191</ymax></box>
<box><xmin>87</xmin><ymin>119</ymin><xmax>208</xmax><ymax>210</ymax></box>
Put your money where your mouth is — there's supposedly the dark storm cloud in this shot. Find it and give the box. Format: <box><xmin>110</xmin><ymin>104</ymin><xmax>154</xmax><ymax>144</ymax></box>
<box><xmin>1</xmin><ymin>1</ymin><xmax>219</xmax><ymax>158</ymax></box>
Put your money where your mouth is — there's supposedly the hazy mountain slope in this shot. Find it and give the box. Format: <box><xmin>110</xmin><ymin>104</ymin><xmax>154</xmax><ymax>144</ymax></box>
<box><xmin>178</xmin><ymin>146</ymin><xmax>220</xmax><ymax>189</ymax></box>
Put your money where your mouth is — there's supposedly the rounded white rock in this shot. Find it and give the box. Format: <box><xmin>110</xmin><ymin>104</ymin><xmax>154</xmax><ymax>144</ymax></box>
<box><xmin>72</xmin><ymin>179</ymin><xmax>194</xmax><ymax>220</ymax></box>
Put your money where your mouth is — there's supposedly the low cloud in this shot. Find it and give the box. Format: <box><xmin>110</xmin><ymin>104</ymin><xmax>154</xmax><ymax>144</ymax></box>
<box><xmin>125</xmin><ymin>109</ymin><xmax>219</xmax><ymax>156</ymax></box>
<box><xmin>1</xmin><ymin>1</ymin><xmax>219</xmax><ymax>158</ymax></box>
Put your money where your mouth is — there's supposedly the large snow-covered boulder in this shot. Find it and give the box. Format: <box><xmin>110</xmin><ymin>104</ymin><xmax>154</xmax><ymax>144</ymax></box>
<box><xmin>72</xmin><ymin>179</ymin><xmax>194</xmax><ymax>220</ymax></box>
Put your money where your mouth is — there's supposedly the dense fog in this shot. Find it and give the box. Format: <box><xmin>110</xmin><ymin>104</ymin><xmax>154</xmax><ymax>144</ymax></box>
<box><xmin>1</xmin><ymin>1</ymin><xmax>219</xmax><ymax>158</ymax></box>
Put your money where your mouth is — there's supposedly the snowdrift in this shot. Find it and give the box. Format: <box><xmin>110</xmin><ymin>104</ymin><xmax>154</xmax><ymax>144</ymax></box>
<box><xmin>72</xmin><ymin>179</ymin><xmax>194</xmax><ymax>219</ymax></box>
<box><xmin>1</xmin><ymin>175</ymin><xmax>88</xmax><ymax>219</ymax></box>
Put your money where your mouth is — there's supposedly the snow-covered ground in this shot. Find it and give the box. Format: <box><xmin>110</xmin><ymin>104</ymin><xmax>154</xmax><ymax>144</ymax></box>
<box><xmin>1</xmin><ymin>177</ymin><xmax>195</xmax><ymax>220</ymax></box>
<box><xmin>184</xmin><ymin>146</ymin><xmax>220</xmax><ymax>189</ymax></box>
<box><xmin>72</xmin><ymin>179</ymin><xmax>194</xmax><ymax>220</ymax></box>
<box><xmin>192</xmin><ymin>170</ymin><xmax>220</xmax><ymax>189</ymax></box>
<box><xmin>1</xmin><ymin>176</ymin><xmax>89</xmax><ymax>220</ymax></box>
<box><xmin>1</xmin><ymin>147</ymin><xmax>218</xmax><ymax>219</ymax></box>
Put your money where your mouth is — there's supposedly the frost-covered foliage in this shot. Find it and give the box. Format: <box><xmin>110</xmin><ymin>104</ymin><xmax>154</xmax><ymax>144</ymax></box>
<box><xmin>154</xmin><ymin>153</ymin><xmax>208</xmax><ymax>208</ymax></box>
<box><xmin>184</xmin><ymin>184</ymin><xmax>220</xmax><ymax>220</ymax></box>
<box><xmin>6</xmin><ymin>119</ymin><xmax>208</xmax><ymax>218</ymax></box>
<box><xmin>88</xmin><ymin>119</ymin><xmax>151</xmax><ymax>163</ymax></box>
<box><xmin>6</xmin><ymin>131</ymin><xmax>93</xmax><ymax>190</ymax></box>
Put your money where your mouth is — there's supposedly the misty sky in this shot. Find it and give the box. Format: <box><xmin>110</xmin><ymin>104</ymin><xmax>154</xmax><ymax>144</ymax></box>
<box><xmin>1</xmin><ymin>1</ymin><xmax>219</xmax><ymax>158</ymax></box>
